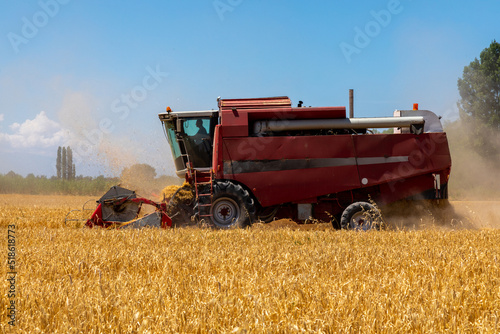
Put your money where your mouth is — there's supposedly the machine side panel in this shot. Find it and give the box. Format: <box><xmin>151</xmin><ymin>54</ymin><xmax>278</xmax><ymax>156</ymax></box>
<box><xmin>353</xmin><ymin>132</ymin><xmax>452</xmax><ymax>203</ymax></box>
<box><xmin>220</xmin><ymin>109</ymin><xmax>249</xmax><ymax>137</ymax></box>
<box><xmin>221</xmin><ymin>135</ymin><xmax>361</xmax><ymax>207</ymax></box>
<box><xmin>220</xmin><ymin>133</ymin><xmax>452</xmax><ymax>208</ymax></box>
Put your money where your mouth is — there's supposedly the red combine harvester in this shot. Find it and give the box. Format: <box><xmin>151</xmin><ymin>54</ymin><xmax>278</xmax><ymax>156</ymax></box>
<box><xmin>158</xmin><ymin>95</ymin><xmax>452</xmax><ymax>230</ymax></box>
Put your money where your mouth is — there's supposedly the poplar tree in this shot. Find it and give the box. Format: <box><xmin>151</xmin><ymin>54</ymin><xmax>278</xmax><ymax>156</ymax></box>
<box><xmin>56</xmin><ymin>146</ymin><xmax>62</xmax><ymax>179</ymax></box>
<box><xmin>62</xmin><ymin>147</ymin><xmax>67</xmax><ymax>180</ymax></box>
<box><xmin>66</xmin><ymin>146</ymin><xmax>73</xmax><ymax>180</ymax></box>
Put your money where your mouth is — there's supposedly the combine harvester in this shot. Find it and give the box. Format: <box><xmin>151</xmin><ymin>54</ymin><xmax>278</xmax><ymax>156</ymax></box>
<box><xmin>85</xmin><ymin>93</ymin><xmax>451</xmax><ymax>230</ymax></box>
<box><xmin>158</xmin><ymin>93</ymin><xmax>451</xmax><ymax>230</ymax></box>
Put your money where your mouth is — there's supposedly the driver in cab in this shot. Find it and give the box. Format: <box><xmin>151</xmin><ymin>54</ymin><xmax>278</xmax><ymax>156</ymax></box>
<box><xmin>193</xmin><ymin>118</ymin><xmax>210</xmax><ymax>143</ymax></box>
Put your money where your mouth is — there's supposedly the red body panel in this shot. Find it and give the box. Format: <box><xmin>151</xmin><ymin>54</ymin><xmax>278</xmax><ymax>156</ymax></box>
<box><xmin>220</xmin><ymin>135</ymin><xmax>360</xmax><ymax>207</ymax></box>
<box><xmin>353</xmin><ymin>132</ymin><xmax>451</xmax><ymax>186</ymax></box>
<box><xmin>215</xmin><ymin>132</ymin><xmax>451</xmax><ymax>208</ymax></box>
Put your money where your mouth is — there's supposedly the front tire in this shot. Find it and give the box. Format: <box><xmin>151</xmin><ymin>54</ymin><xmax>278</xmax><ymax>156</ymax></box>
<box><xmin>209</xmin><ymin>181</ymin><xmax>256</xmax><ymax>229</ymax></box>
<box><xmin>341</xmin><ymin>201</ymin><xmax>382</xmax><ymax>231</ymax></box>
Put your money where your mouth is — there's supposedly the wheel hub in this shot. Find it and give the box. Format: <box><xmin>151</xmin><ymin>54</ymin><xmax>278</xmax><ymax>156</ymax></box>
<box><xmin>212</xmin><ymin>198</ymin><xmax>240</xmax><ymax>227</ymax></box>
<box><xmin>218</xmin><ymin>206</ymin><xmax>231</xmax><ymax>220</ymax></box>
<box><xmin>350</xmin><ymin>211</ymin><xmax>374</xmax><ymax>231</ymax></box>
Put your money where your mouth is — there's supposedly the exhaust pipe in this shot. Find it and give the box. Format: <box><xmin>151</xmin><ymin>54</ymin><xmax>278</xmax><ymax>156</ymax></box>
<box><xmin>349</xmin><ymin>89</ymin><xmax>354</xmax><ymax>118</ymax></box>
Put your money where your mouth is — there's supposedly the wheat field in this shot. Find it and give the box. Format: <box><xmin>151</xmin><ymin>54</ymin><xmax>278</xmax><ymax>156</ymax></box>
<box><xmin>1</xmin><ymin>195</ymin><xmax>500</xmax><ymax>333</ymax></box>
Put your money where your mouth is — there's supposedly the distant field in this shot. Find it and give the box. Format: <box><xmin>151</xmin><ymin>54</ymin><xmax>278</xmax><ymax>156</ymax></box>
<box><xmin>1</xmin><ymin>195</ymin><xmax>500</xmax><ymax>332</ymax></box>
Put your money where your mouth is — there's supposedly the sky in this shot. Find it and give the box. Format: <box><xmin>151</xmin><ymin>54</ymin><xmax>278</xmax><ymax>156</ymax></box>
<box><xmin>0</xmin><ymin>0</ymin><xmax>499</xmax><ymax>178</ymax></box>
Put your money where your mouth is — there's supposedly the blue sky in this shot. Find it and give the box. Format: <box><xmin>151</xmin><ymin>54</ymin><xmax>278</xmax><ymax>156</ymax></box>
<box><xmin>0</xmin><ymin>0</ymin><xmax>498</xmax><ymax>177</ymax></box>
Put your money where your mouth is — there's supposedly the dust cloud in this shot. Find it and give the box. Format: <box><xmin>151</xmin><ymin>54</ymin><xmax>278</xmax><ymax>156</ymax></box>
<box><xmin>382</xmin><ymin>119</ymin><xmax>500</xmax><ymax>230</ymax></box>
<box><xmin>446</xmin><ymin>120</ymin><xmax>500</xmax><ymax>200</ymax></box>
<box><xmin>57</xmin><ymin>91</ymin><xmax>175</xmax><ymax>181</ymax></box>
<box><xmin>119</xmin><ymin>163</ymin><xmax>181</xmax><ymax>201</ymax></box>
<box><xmin>444</xmin><ymin>120</ymin><xmax>500</xmax><ymax>229</ymax></box>
<box><xmin>57</xmin><ymin>91</ymin><xmax>116</xmax><ymax>174</ymax></box>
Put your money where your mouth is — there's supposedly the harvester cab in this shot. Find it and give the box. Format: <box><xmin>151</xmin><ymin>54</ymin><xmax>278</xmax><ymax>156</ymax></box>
<box><xmin>159</xmin><ymin>109</ymin><xmax>218</xmax><ymax>178</ymax></box>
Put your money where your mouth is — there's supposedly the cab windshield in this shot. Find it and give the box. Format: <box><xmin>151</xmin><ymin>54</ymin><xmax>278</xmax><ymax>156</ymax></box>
<box><xmin>163</xmin><ymin>120</ymin><xmax>185</xmax><ymax>173</ymax></box>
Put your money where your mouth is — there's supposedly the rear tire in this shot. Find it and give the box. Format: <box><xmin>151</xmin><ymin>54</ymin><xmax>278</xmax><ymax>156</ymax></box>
<box><xmin>208</xmin><ymin>181</ymin><xmax>256</xmax><ymax>229</ymax></box>
<box><xmin>341</xmin><ymin>201</ymin><xmax>382</xmax><ymax>231</ymax></box>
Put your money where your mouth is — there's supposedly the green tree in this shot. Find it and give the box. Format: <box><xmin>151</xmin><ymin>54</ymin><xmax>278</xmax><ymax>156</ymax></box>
<box><xmin>66</xmin><ymin>146</ymin><xmax>73</xmax><ymax>180</ymax></box>
<box><xmin>62</xmin><ymin>147</ymin><xmax>67</xmax><ymax>180</ymax></box>
<box><xmin>457</xmin><ymin>40</ymin><xmax>500</xmax><ymax>157</ymax></box>
<box><xmin>56</xmin><ymin>146</ymin><xmax>62</xmax><ymax>179</ymax></box>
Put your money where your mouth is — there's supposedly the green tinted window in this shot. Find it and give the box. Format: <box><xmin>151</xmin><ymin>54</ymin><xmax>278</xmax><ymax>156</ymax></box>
<box><xmin>181</xmin><ymin>118</ymin><xmax>213</xmax><ymax>168</ymax></box>
<box><xmin>166</xmin><ymin>127</ymin><xmax>181</xmax><ymax>159</ymax></box>
<box><xmin>182</xmin><ymin>119</ymin><xmax>211</xmax><ymax>136</ymax></box>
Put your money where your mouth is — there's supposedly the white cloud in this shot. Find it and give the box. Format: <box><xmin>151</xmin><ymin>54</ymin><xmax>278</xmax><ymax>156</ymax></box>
<box><xmin>0</xmin><ymin>114</ymin><xmax>4</xmax><ymax>122</ymax></box>
<box><xmin>0</xmin><ymin>111</ymin><xmax>69</xmax><ymax>149</ymax></box>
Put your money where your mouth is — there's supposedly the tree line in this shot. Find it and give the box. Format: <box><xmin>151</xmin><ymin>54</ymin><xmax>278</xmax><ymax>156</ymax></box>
<box><xmin>0</xmin><ymin>160</ymin><xmax>181</xmax><ymax>196</ymax></box>
<box><xmin>0</xmin><ymin>171</ymin><xmax>118</xmax><ymax>196</ymax></box>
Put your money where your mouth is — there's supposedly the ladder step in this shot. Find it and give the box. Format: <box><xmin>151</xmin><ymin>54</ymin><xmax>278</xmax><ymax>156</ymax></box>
<box><xmin>195</xmin><ymin>172</ymin><xmax>213</xmax><ymax>218</ymax></box>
